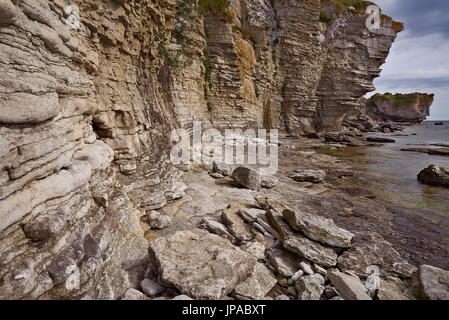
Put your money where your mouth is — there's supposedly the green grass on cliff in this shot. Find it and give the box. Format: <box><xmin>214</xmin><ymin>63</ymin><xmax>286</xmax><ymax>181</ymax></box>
<box><xmin>333</xmin><ymin>0</ymin><xmax>373</xmax><ymax>10</ymax></box>
<box><xmin>199</xmin><ymin>0</ymin><xmax>234</xmax><ymax>22</ymax></box>
<box><xmin>371</xmin><ymin>93</ymin><xmax>434</xmax><ymax>108</ymax></box>
<box><xmin>199</xmin><ymin>0</ymin><xmax>228</xmax><ymax>14</ymax></box>
<box><xmin>389</xmin><ymin>95</ymin><xmax>416</xmax><ymax>108</ymax></box>
<box><xmin>319</xmin><ymin>9</ymin><xmax>331</xmax><ymax>22</ymax></box>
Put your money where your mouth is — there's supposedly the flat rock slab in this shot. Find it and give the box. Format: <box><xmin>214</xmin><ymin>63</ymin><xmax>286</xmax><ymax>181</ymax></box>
<box><xmin>328</xmin><ymin>270</ymin><xmax>372</xmax><ymax>300</ymax></box>
<box><xmin>234</xmin><ymin>263</ymin><xmax>277</xmax><ymax>300</ymax></box>
<box><xmin>241</xmin><ymin>242</ymin><xmax>266</xmax><ymax>260</ymax></box>
<box><xmin>367</xmin><ymin>137</ymin><xmax>396</xmax><ymax>143</ymax></box>
<box><xmin>260</xmin><ymin>175</ymin><xmax>278</xmax><ymax>189</ymax></box>
<box><xmin>164</xmin><ymin>182</ymin><xmax>187</xmax><ymax>201</ymax></box>
<box><xmin>148</xmin><ymin>229</ymin><xmax>256</xmax><ymax>300</ymax></box>
<box><xmin>200</xmin><ymin>216</ymin><xmax>236</xmax><ymax>243</ymax></box>
<box><xmin>418</xmin><ymin>265</ymin><xmax>449</xmax><ymax>300</ymax></box>
<box><xmin>337</xmin><ymin>232</ymin><xmax>416</xmax><ymax>278</ymax></box>
<box><xmin>266</xmin><ymin>209</ymin><xmax>294</xmax><ymax>241</ymax></box>
<box><xmin>283</xmin><ymin>235</ymin><xmax>338</xmax><ymax>268</ymax></box>
<box><xmin>222</xmin><ymin>204</ymin><xmax>255</xmax><ymax>241</ymax></box>
<box><xmin>266</xmin><ymin>248</ymin><xmax>301</xmax><ymax>277</ymax></box>
<box><xmin>140</xmin><ymin>191</ymin><xmax>167</xmax><ymax>210</ymax></box>
<box><xmin>290</xmin><ymin>170</ymin><xmax>326</xmax><ymax>183</ymax></box>
<box><xmin>325</xmin><ymin>132</ymin><xmax>352</xmax><ymax>143</ymax></box>
<box><xmin>238</xmin><ymin>208</ymin><xmax>265</xmax><ymax>223</ymax></box>
<box><xmin>255</xmin><ymin>197</ymin><xmax>291</xmax><ymax>212</ymax></box>
<box><xmin>213</xmin><ymin>161</ymin><xmax>233</xmax><ymax>176</ymax></box>
<box><xmin>402</xmin><ymin>147</ymin><xmax>449</xmax><ymax>156</ymax></box>
<box><xmin>283</xmin><ymin>208</ymin><xmax>353</xmax><ymax>248</ymax></box>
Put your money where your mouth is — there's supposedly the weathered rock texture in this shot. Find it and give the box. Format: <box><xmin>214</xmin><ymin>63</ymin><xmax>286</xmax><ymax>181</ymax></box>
<box><xmin>367</xmin><ymin>93</ymin><xmax>434</xmax><ymax>122</ymax></box>
<box><xmin>148</xmin><ymin>229</ymin><xmax>256</xmax><ymax>299</ymax></box>
<box><xmin>0</xmin><ymin>0</ymin><xmax>402</xmax><ymax>300</ymax></box>
<box><xmin>0</xmin><ymin>0</ymin><xmax>181</xmax><ymax>300</ymax></box>
<box><xmin>170</xmin><ymin>0</ymin><xmax>403</xmax><ymax>134</ymax></box>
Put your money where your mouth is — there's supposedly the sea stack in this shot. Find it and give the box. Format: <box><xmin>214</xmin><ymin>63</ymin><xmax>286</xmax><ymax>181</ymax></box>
<box><xmin>367</xmin><ymin>93</ymin><xmax>434</xmax><ymax>122</ymax></box>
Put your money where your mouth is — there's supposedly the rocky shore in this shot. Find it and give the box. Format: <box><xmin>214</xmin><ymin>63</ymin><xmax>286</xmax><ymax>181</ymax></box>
<box><xmin>114</xmin><ymin>120</ymin><xmax>449</xmax><ymax>301</ymax></box>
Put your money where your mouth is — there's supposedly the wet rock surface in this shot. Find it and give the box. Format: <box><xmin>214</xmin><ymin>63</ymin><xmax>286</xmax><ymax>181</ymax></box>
<box><xmin>290</xmin><ymin>170</ymin><xmax>326</xmax><ymax>184</ymax></box>
<box><xmin>418</xmin><ymin>165</ymin><xmax>449</xmax><ymax>187</ymax></box>
<box><xmin>402</xmin><ymin>148</ymin><xmax>449</xmax><ymax>156</ymax></box>
<box><xmin>366</xmin><ymin>137</ymin><xmax>396</xmax><ymax>143</ymax></box>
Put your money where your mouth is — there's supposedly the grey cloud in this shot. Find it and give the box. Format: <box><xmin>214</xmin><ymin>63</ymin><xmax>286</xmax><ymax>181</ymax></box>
<box><xmin>370</xmin><ymin>0</ymin><xmax>449</xmax><ymax>119</ymax></box>
<box><xmin>375</xmin><ymin>0</ymin><xmax>449</xmax><ymax>38</ymax></box>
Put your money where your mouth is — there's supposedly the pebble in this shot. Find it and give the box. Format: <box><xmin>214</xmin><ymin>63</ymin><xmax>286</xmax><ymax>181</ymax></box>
<box><xmin>141</xmin><ymin>279</ymin><xmax>166</xmax><ymax>297</ymax></box>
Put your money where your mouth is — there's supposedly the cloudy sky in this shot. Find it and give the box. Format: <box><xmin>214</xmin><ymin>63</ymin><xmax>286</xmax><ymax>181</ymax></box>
<box><xmin>370</xmin><ymin>0</ymin><xmax>449</xmax><ymax>120</ymax></box>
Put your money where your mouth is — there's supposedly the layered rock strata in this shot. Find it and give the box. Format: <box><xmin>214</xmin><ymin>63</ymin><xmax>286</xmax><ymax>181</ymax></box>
<box><xmin>0</xmin><ymin>0</ymin><xmax>181</xmax><ymax>299</ymax></box>
<box><xmin>367</xmin><ymin>93</ymin><xmax>434</xmax><ymax>122</ymax></box>
<box><xmin>169</xmin><ymin>0</ymin><xmax>403</xmax><ymax>134</ymax></box>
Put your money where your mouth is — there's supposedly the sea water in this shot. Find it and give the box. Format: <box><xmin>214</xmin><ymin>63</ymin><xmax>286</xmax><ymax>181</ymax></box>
<box><xmin>337</xmin><ymin>121</ymin><xmax>449</xmax><ymax>219</ymax></box>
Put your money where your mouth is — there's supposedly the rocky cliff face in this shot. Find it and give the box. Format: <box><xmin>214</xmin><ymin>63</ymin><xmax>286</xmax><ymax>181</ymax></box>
<box><xmin>170</xmin><ymin>0</ymin><xmax>403</xmax><ymax>133</ymax></box>
<box><xmin>0</xmin><ymin>0</ymin><xmax>182</xmax><ymax>300</ymax></box>
<box><xmin>367</xmin><ymin>93</ymin><xmax>434</xmax><ymax>122</ymax></box>
<box><xmin>0</xmin><ymin>0</ymin><xmax>401</xmax><ymax>300</ymax></box>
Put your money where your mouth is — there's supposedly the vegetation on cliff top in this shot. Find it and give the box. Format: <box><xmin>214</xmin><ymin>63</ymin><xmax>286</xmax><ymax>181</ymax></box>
<box><xmin>332</xmin><ymin>0</ymin><xmax>374</xmax><ymax>10</ymax></box>
<box><xmin>370</xmin><ymin>93</ymin><xmax>435</xmax><ymax>108</ymax></box>
<box><xmin>199</xmin><ymin>0</ymin><xmax>234</xmax><ymax>22</ymax></box>
<box><xmin>319</xmin><ymin>9</ymin><xmax>331</xmax><ymax>23</ymax></box>
<box><xmin>318</xmin><ymin>0</ymin><xmax>375</xmax><ymax>23</ymax></box>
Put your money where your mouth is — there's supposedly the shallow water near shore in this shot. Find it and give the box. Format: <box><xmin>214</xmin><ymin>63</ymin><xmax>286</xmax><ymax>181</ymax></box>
<box><xmin>332</xmin><ymin>121</ymin><xmax>449</xmax><ymax>221</ymax></box>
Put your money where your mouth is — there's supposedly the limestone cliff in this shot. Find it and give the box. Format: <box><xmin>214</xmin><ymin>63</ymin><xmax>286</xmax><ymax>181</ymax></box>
<box><xmin>0</xmin><ymin>0</ymin><xmax>182</xmax><ymax>300</ymax></box>
<box><xmin>367</xmin><ymin>93</ymin><xmax>434</xmax><ymax>122</ymax></box>
<box><xmin>170</xmin><ymin>0</ymin><xmax>403</xmax><ymax>133</ymax></box>
<box><xmin>0</xmin><ymin>0</ymin><xmax>402</xmax><ymax>300</ymax></box>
